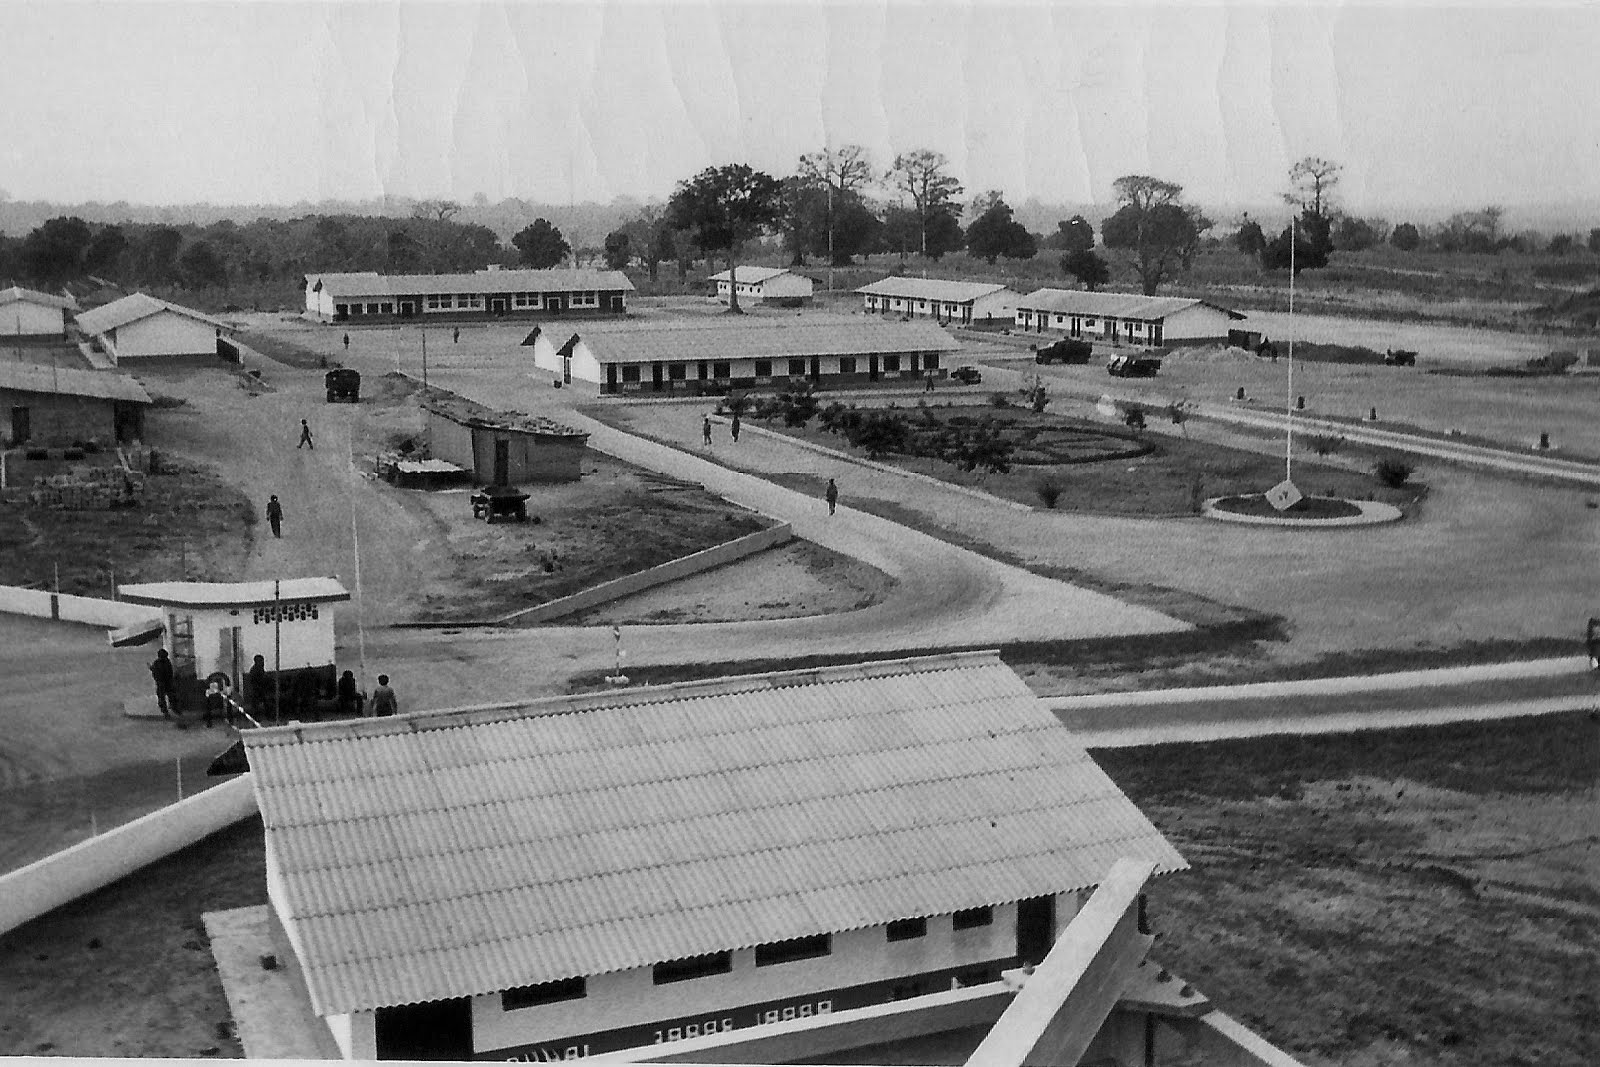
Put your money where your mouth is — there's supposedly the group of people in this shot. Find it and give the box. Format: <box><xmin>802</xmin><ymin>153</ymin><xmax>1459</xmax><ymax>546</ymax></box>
<box><xmin>150</xmin><ymin>649</ymin><xmax>398</xmax><ymax>726</ymax></box>
<box><xmin>701</xmin><ymin>413</ymin><xmax>743</xmax><ymax>446</ymax></box>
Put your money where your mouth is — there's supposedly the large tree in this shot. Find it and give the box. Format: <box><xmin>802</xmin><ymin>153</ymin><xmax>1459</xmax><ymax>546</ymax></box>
<box><xmin>1285</xmin><ymin>157</ymin><xmax>1342</xmax><ymax>218</ymax></box>
<box><xmin>666</xmin><ymin>163</ymin><xmax>783</xmax><ymax>313</ymax></box>
<box><xmin>965</xmin><ymin>199</ymin><xmax>1036</xmax><ymax>264</ymax></box>
<box><xmin>602</xmin><ymin>229</ymin><xmax>632</xmax><ymax>270</ymax></box>
<box><xmin>797</xmin><ymin>144</ymin><xmax>874</xmax><ymax>268</ymax></box>
<box><xmin>20</xmin><ymin>216</ymin><xmax>92</xmax><ymax>285</ymax></box>
<box><xmin>82</xmin><ymin>224</ymin><xmax>130</xmax><ymax>277</ymax></box>
<box><xmin>411</xmin><ymin>198</ymin><xmax>463</xmax><ymax>222</ymax></box>
<box><xmin>887</xmin><ymin>149</ymin><xmax>964</xmax><ymax>257</ymax></box>
<box><xmin>512</xmin><ymin>219</ymin><xmax>571</xmax><ymax>268</ymax></box>
<box><xmin>1052</xmin><ymin>215</ymin><xmax>1095</xmax><ymax>253</ymax></box>
<box><xmin>1390</xmin><ymin>222</ymin><xmax>1421</xmax><ymax>251</ymax></box>
<box><xmin>386</xmin><ymin>228</ymin><xmax>423</xmax><ymax>271</ymax></box>
<box><xmin>179</xmin><ymin>240</ymin><xmax>228</xmax><ymax>288</ymax></box>
<box><xmin>1234</xmin><ymin>215</ymin><xmax>1267</xmax><ymax>260</ymax></box>
<box><xmin>1061</xmin><ymin>249</ymin><xmax>1110</xmax><ymax>291</ymax></box>
<box><xmin>1100</xmin><ymin>176</ymin><xmax>1205</xmax><ymax>295</ymax></box>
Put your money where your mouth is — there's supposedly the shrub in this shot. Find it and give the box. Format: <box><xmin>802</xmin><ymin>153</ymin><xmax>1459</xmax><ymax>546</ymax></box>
<box><xmin>989</xmin><ymin>392</ymin><xmax>1012</xmax><ymax>408</ymax></box>
<box><xmin>1308</xmin><ymin>433</ymin><xmax>1345</xmax><ymax>456</ymax></box>
<box><xmin>1373</xmin><ymin>456</ymin><xmax>1414</xmax><ymax>488</ymax></box>
<box><xmin>1123</xmin><ymin>408</ymin><xmax>1147</xmax><ymax>432</ymax></box>
<box><xmin>1034</xmin><ymin>475</ymin><xmax>1064</xmax><ymax>509</ymax></box>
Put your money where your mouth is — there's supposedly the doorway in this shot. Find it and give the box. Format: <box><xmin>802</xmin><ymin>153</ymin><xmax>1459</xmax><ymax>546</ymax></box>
<box><xmin>490</xmin><ymin>298</ymin><xmax>507</xmax><ymax>315</ymax></box>
<box><xmin>10</xmin><ymin>406</ymin><xmax>30</xmax><ymax>444</ymax></box>
<box><xmin>868</xmin><ymin>354</ymin><xmax>879</xmax><ymax>382</ymax></box>
<box><xmin>1015</xmin><ymin>894</ymin><xmax>1056</xmax><ymax>966</ymax></box>
<box><xmin>493</xmin><ymin>439</ymin><xmax>510</xmax><ymax>486</ymax></box>
<box><xmin>545</xmin><ymin>295</ymin><xmax>565</xmax><ymax>314</ymax></box>
<box><xmin>374</xmin><ymin>998</ymin><xmax>473</xmax><ymax>1060</ymax></box>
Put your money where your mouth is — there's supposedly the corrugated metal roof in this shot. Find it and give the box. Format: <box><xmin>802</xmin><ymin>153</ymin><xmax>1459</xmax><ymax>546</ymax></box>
<box><xmin>575</xmin><ymin>318</ymin><xmax>961</xmax><ymax>365</ymax></box>
<box><xmin>855</xmin><ymin>277</ymin><xmax>1016</xmax><ymax>303</ymax></box>
<box><xmin>74</xmin><ymin>292</ymin><xmax>229</xmax><ymax>336</ymax></box>
<box><xmin>118</xmin><ymin>577</ymin><xmax>349</xmax><ymax>608</ymax></box>
<box><xmin>1017</xmin><ymin>288</ymin><xmax>1245</xmax><ymax>321</ymax></box>
<box><xmin>0</xmin><ymin>285</ymin><xmax>76</xmax><ymax>310</ymax></box>
<box><xmin>421</xmin><ymin>386</ymin><xmax>587</xmax><ymax>438</ymax></box>
<box><xmin>244</xmin><ymin>651</ymin><xmax>1185</xmax><ymax>1017</ymax></box>
<box><xmin>309</xmin><ymin>268</ymin><xmax>636</xmax><ymax>299</ymax></box>
<box><xmin>708</xmin><ymin>266</ymin><xmax>797</xmax><ymax>284</ymax></box>
<box><xmin>0</xmin><ymin>362</ymin><xmax>151</xmax><ymax>403</ymax></box>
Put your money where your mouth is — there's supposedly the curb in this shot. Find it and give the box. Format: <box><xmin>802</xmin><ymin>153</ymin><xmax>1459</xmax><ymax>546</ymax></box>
<box><xmin>1200</xmin><ymin>497</ymin><xmax>1403</xmax><ymax>528</ymax></box>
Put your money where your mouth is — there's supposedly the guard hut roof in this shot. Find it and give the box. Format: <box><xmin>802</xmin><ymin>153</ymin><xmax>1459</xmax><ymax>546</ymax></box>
<box><xmin>242</xmin><ymin>650</ymin><xmax>1186</xmax><ymax>1017</ymax></box>
<box><xmin>420</xmin><ymin>388</ymin><xmax>588</xmax><ymax>439</ymax></box>
<box><xmin>117</xmin><ymin>577</ymin><xmax>350</xmax><ymax>609</ymax></box>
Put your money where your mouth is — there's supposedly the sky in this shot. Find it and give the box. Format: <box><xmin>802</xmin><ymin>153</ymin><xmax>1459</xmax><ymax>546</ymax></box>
<box><xmin>1</xmin><ymin>0</ymin><xmax>1596</xmax><ymax>216</ymax></box>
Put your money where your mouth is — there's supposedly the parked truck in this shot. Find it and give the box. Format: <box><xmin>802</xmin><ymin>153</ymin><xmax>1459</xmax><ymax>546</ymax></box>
<box><xmin>1035</xmin><ymin>338</ymin><xmax>1094</xmax><ymax>364</ymax></box>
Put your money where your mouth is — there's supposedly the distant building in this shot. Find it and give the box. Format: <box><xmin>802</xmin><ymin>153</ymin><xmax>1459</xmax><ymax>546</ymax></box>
<box><xmin>1014</xmin><ymin>290</ymin><xmax>1246</xmax><ymax>347</ymax></box>
<box><xmin>856</xmin><ymin>277</ymin><xmax>1021</xmax><ymax>324</ymax></box>
<box><xmin>0</xmin><ymin>285</ymin><xmax>77</xmax><ymax>341</ymax></box>
<box><xmin>304</xmin><ymin>268</ymin><xmax>635</xmax><ymax>323</ymax></box>
<box><xmin>242</xmin><ymin>651</ymin><xmax>1185</xmax><ymax>1061</ymax></box>
<box><xmin>528</xmin><ymin>317</ymin><xmax>961</xmax><ymax>394</ymax></box>
<box><xmin>73</xmin><ymin>293</ymin><xmax>231</xmax><ymax>364</ymax></box>
<box><xmin>0</xmin><ymin>362</ymin><xmax>150</xmax><ymax>446</ymax></box>
<box><xmin>421</xmin><ymin>388</ymin><xmax>588</xmax><ymax>485</ymax></box>
<box><xmin>708</xmin><ymin>266</ymin><xmax>815</xmax><ymax>306</ymax></box>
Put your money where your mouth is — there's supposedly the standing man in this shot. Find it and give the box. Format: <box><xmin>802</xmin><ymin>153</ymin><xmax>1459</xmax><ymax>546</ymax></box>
<box><xmin>297</xmin><ymin>419</ymin><xmax>315</xmax><ymax>449</ymax></box>
<box><xmin>370</xmin><ymin>674</ymin><xmax>398</xmax><ymax>717</ymax></box>
<box><xmin>452</xmin><ymin>326</ymin><xmax>460</xmax><ymax>344</ymax></box>
<box><xmin>702</xmin><ymin>415</ymin><xmax>713</xmax><ymax>447</ymax></box>
<box><xmin>342</xmin><ymin>332</ymin><xmax>350</xmax><ymax>352</ymax></box>
<box><xmin>825</xmin><ymin>477</ymin><xmax>839</xmax><ymax>516</ymax></box>
<box><xmin>266</xmin><ymin>495</ymin><xmax>283</xmax><ymax>538</ymax></box>
<box><xmin>245</xmin><ymin>654</ymin><xmax>269</xmax><ymax>721</ymax></box>
<box><xmin>730</xmin><ymin>411</ymin><xmax>741</xmax><ymax>442</ymax></box>
<box><xmin>149</xmin><ymin>648</ymin><xmax>177</xmax><ymax>719</ymax></box>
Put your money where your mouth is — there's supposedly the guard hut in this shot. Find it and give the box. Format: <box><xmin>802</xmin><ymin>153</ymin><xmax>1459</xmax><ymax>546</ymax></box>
<box><xmin>421</xmin><ymin>388</ymin><xmax>587</xmax><ymax>485</ymax></box>
<box><xmin>117</xmin><ymin>578</ymin><xmax>350</xmax><ymax>708</ymax></box>
<box><xmin>243</xmin><ymin>651</ymin><xmax>1186</xmax><ymax>1061</ymax></box>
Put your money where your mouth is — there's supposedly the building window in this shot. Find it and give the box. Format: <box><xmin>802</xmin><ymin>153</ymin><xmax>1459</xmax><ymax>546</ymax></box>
<box><xmin>380</xmin><ymin>303</ymin><xmax>393</xmax><ymax>314</ymax></box>
<box><xmin>918</xmin><ymin>301</ymin><xmax>926</xmax><ymax>309</ymax></box>
<box><xmin>886</xmin><ymin>917</ymin><xmax>927</xmax><ymax>942</ymax></box>
<box><xmin>755</xmin><ymin>934</ymin><xmax>832</xmax><ymax>967</ymax></box>
<box><xmin>1085</xmin><ymin>318</ymin><xmax>1097</xmax><ymax>327</ymax></box>
<box><xmin>753</xmin><ymin>359</ymin><xmax>772</xmax><ymax>377</ymax></box>
<box><xmin>923</xmin><ymin>353</ymin><xmax>940</xmax><ymax>370</ymax></box>
<box><xmin>787</xmin><ymin>358</ymin><xmax>806</xmax><ymax>377</ymax></box>
<box><xmin>620</xmin><ymin>365</ymin><xmax>641</xmax><ymax>383</ymax></box>
<box><xmin>653</xmin><ymin>952</ymin><xmax>733</xmax><ymax>985</ymax></box>
<box><xmin>335</xmin><ymin>304</ymin><xmax>349</xmax><ymax>317</ymax></box>
<box><xmin>501</xmin><ymin>977</ymin><xmax>586</xmax><ymax>1011</ymax></box>
<box><xmin>883</xmin><ymin>355</ymin><xmax>901</xmax><ymax>373</ymax></box>
<box><xmin>953</xmin><ymin>906</ymin><xmax>994</xmax><ymax>931</ymax></box>
<box><xmin>712</xmin><ymin>361</ymin><xmax>731</xmax><ymax>379</ymax></box>
<box><xmin>838</xmin><ymin>357</ymin><xmax>857</xmax><ymax>375</ymax></box>
<box><xmin>668</xmin><ymin>362</ymin><xmax>687</xmax><ymax>380</ymax></box>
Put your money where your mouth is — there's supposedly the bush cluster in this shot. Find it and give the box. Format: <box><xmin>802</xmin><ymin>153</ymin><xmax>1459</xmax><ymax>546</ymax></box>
<box><xmin>816</xmin><ymin>403</ymin><xmax>1015</xmax><ymax>473</ymax></box>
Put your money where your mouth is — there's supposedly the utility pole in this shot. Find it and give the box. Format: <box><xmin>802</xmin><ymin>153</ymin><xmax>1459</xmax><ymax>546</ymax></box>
<box><xmin>273</xmin><ymin>578</ymin><xmax>282</xmax><ymax>724</ymax></box>
<box><xmin>421</xmin><ymin>326</ymin><xmax>428</xmax><ymax>389</ymax></box>
<box><xmin>1286</xmin><ymin>219</ymin><xmax>1296</xmax><ymax>483</ymax></box>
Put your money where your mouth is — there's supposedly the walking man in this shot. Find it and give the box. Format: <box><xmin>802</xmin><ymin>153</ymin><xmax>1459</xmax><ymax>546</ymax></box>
<box><xmin>825</xmin><ymin>477</ymin><xmax>838</xmax><ymax>516</ymax></box>
<box><xmin>702</xmin><ymin>415</ymin><xmax>713</xmax><ymax>447</ymax></box>
<box><xmin>342</xmin><ymin>332</ymin><xmax>350</xmax><ymax>352</ymax></box>
<box><xmin>149</xmin><ymin>648</ymin><xmax>177</xmax><ymax>719</ymax></box>
<box><xmin>297</xmin><ymin>419</ymin><xmax>315</xmax><ymax>449</ymax></box>
<box><xmin>370</xmin><ymin>674</ymin><xmax>398</xmax><ymax>717</ymax></box>
<box><xmin>452</xmin><ymin>326</ymin><xmax>460</xmax><ymax>344</ymax></box>
<box><xmin>730</xmin><ymin>412</ymin><xmax>741</xmax><ymax>442</ymax></box>
<box><xmin>266</xmin><ymin>494</ymin><xmax>283</xmax><ymax>538</ymax></box>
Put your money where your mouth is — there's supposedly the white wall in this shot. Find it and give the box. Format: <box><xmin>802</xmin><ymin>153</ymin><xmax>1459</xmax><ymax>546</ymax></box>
<box><xmin>972</xmin><ymin>290</ymin><xmax>1018</xmax><ymax>321</ymax></box>
<box><xmin>6</xmin><ymin>300</ymin><xmax>66</xmax><ymax>337</ymax></box>
<box><xmin>110</xmin><ymin>311</ymin><xmax>219</xmax><ymax>360</ymax></box>
<box><xmin>469</xmin><ymin>903</ymin><xmax>1035</xmax><ymax>1056</ymax></box>
<box><xmin>174</xmin><ymin>603</ymin><xmax>338</xmax><ymax>678</ymax></box>
<box><xmin>1163</xmin><ymin>304</ymin><xmax>1239</xmax><ymax>342</ymax></box>
<box><xmin>762</xmin><ymin>273</ymin><xmax>814</xmax><ymax>299</ymax></box>
<box><xmin>0</xmin><ymin>583</ymin><xmax>159</xmax><ymax>628</ymax></box>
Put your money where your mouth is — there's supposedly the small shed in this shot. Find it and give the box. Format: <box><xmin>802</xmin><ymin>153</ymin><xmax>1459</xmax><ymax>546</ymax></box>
<box><xmin>1</xmin><ymin>286</ymin><xmax>77</xmax><ymax>340</ymax></box>
<box><xmin>74</xmin><ymin>292</ymin><xmax>231</xmax><ymax>364</ymax></box>
<box><xmin>421</xmin><ymin>389</ymin><xmax>588</xmax><ymax>485</ymax></box>
<box><xmin>708</xmin><ymin>266</ymin><xmax>815</xmax><ymax>306</ymax></box>
<box><xmin>0</xmin><ymin>361</ymin><xmax>150</xmax><ymax>446</ymax></box>
<box><xmin>117</xmin><ymin>577</ymin><xmax>350</xmax><ymax>700</ymax></box>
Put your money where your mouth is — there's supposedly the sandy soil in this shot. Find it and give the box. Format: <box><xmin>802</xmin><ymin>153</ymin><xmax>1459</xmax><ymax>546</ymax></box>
<box><xmin>1241</xmin><ymin>308</ymin><xmax>1585</xmax><ymax>366</ymax></box>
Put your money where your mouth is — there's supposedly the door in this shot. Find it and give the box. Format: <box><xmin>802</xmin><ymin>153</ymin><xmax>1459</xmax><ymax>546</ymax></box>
<box><xmin>651</xmin><ymin>363</ymin><xmax>664</xmax><ymax>392</ymax></box>
<box><xmin>375</xmin><ymin>998</ymin><xmax>472</xmax><ymax>1060</ymax></box>
<box><xmin>562</xmin><ymin>356</ymin><xmax>572</xmax><ymax>384</ymax></box>
<box><xmin>809</xmin><ymin>356</ymin><xmax>821</xmax><ymax>382</ymax></box>
<box><xmin>493</xmin><ymin>439</ymin><xmax>510</xmax><ymax>486</ymax></box>
<box><xmin>1016</xmin><ymin>894</ymin><xmax>1056</xmax><ymax>966</ymax></box>
<box><xmin>11</xmin><ymin>407</ymin><xmax>29</xmax><ymax>444</ymax></box>
<box><xmin>1109</xmin><ymin>321</ymin><xmax>1120</xmax><ymax>344</ymax></box>
<box><xmin>609</xmin><ymin>294</ymin><xmax>624</xmax><ymax>313</ymax></box>
<box><xmin>399</xmin><ymin>301</ymin><xmax>416</xmax><ymax>318</ymax></box>
<box><xmin>490</xmin><ymin>298</ymin><xmax>506</xmax><ymax>315</ymax></box>
<box><xmin>546</xmin><ymin>295</ymin><xmax>564</xmax><ymax>314</ymax></box>
<box><xmin>605</xmin><ymin>364</ymin><xmax>618</xmax><ymax>393</ymax></box>
<box><xmin>869</xmin><ymin>355</ymin><xmax>879</xmax><ymax>382</ymax></box>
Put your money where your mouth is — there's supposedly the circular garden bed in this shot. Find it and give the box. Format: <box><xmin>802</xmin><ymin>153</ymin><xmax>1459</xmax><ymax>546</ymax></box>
<box><xmin>1210</xmin><ymin>494</ymin><xmax>1366</xmax><ymax>520</ymax></box>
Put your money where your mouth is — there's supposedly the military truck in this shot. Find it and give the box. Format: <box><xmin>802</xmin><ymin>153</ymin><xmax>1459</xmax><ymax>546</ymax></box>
<box><xmin>1034</xmin><ymin>338</ymin><xmax>1094</xmax><ymax>364</ymax></box>
<box><xmin>325</xmin><ymin>368</ymin><xmax>362</xmax><ymax>403</ymax></box>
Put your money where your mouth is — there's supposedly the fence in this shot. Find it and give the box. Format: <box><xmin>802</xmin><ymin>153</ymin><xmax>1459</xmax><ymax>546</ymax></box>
<box><xmin>0</xmin><ymin>582</ymin><xmax>159</xmax><ymax>628</ymax></box>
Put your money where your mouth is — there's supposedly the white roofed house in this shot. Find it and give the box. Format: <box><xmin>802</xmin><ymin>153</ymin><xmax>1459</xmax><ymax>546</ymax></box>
<box><xmin>857</xmin><ymin>277</ymin><xmax>1021</xmax><ymax>325</ymax></box>
<box><xmin>709</xmin><ymin>265</ymin><xmax>815</xmax><ymax>306</ymax></box>
<box><xmin>303</xmin><ymin>268</ymin><xmax>635</xmax><ymax>323</ymax></box>
<box><xmin>242</xmin><ymin>652</ymin><xmax>1187</xmax><ymax>1061</ymax></box>
<box><xmin>1</xmin><ymin>285</ymin><xmax>77</xmax><ymax>340</ymax></box>
<box><xmin>73</xmin><ymin>292</ymin><xmax>232</xmax><ymax>364</ymax></box>
<box><xmin>1015</xmin><ymin>290</ymin><xmax>1246</xmax><ymax>348</ymax></box>
<box><xmin>528</xmin><ymin>317</ymin><xmax>961</xmax><ymax>394</ymax></box>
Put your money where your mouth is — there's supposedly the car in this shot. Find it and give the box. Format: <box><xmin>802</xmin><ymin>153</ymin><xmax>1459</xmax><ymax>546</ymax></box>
<box><xmin>950</xmin><ymin>366</ymin><xmax>983</xmax><ymax>385</ymax></box>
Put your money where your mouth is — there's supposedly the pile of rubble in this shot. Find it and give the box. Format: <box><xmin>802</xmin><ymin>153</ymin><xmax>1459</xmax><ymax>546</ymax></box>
<box><xmin>28</xmin><ymin>464</ymin><xmax>146</xmax><ymax>509</ymax></box>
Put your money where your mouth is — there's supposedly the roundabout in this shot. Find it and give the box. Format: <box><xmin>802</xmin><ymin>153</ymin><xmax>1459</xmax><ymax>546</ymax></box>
<box><xmin>1202</xmin><ymin>494</ymin><xmax>1404</xmax><ymax>527</ymax></box>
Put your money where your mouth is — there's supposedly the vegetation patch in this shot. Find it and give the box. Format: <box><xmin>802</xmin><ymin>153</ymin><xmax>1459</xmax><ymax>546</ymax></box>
<box><xmin>1210</xmin><ymin>494</ymin><xmax>1365</xmax><ymax>520</ymax></box>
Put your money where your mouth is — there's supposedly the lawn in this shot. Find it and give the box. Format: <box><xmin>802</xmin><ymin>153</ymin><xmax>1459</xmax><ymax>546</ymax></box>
<box><xmin>1096</xmin><ymin>712</ymin><xmax>1600</xmax><ymax>1067</ymax></box>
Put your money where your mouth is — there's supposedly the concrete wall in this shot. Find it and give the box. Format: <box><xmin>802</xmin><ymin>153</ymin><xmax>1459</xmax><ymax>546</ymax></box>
<box><xmin>426</xmin><ymin>408</ymin><xmax>476</xmax><ymax>469</ymax></box>
<box><xmin>172</xmin><ymin>602</ymin><xmax>337</xmax><ymax>678</ymax></box>
<box><xmin>0</xmin><ymin>773</ymin><xmax>258</xmax><ymax>938</ymax></box>
<box><xmin>0</xmin><ymin>388</ymin><xmax>119</xmax><ymax>446</ymax></box>
<box><xmin>110</xmin><ymin>312</ymin><xmax>219</xmax><ymax>360</ymax></box>
<box><xmin>469</xmin><ymin>427</ymin><xmax>586</xmax><ymax>484</ymax></box>
<box><xmin>0</xmin><ymin>583</ymin><xmax>160</xmax><ymax>627</ymax></box>
<box><xmin>501</xmin><ymin>524</ymin><xmax>793</xmax><ymax>624</ymax></box>
<box><xmin>6</xmin><ymin>300</ymin><xmax>66</xmax><ymax>337</ymax></box>
<box><xmin>1163</xmin><ymin>303</ymin><xmax>1239</xmax><ymax>343</ymax></box>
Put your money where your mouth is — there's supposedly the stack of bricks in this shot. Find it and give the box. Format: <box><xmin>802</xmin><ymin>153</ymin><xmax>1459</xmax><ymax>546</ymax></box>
<box><xmin>28</xmin><ymin>466</ymin><xmax>147</xmax><ymax>510</ymax></box>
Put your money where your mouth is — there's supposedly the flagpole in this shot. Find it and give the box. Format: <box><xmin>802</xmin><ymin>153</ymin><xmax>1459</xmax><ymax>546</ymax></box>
<box><xmin>1286</xmin><ymin>220</ymin><xmax>1296</xmax><ymax>483</ymax></box>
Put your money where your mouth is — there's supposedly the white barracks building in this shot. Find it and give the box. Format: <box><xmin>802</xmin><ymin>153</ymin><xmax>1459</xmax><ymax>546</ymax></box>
<box><xmin>243</xmin><ymin>652</ymin><xmax>1185</xmax><ymax>1061</ymax></box>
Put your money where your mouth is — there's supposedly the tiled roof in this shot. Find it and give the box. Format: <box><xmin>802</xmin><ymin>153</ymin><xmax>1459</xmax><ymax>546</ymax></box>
<box><xmin>74</xmin><ymin>292</ymin><xmax>229</xmax><ymax>336</ymax></box>
<box><xmin>0</xmin><ymin>362</ymin><xmax>150</xmax><ymax>403</ymax></box>
<box><xmin>421</xmin><ymin>386</ymin><xmax>587</xmax><ymax>437</ymax></box>
<box><xmin>244</xmin><ymin>651</ymin><xmax>1186</xmax><ymax>1016</ymax></box>
<box><xmin>308</xmin><ymin>268</ymin><xmax>636</xmax><ymax>299</ymax></box>
<box><xmin>1017</xmin><ymin>289</ymin><xmax>1245</xmax><ymax>321</ymax></box>
<box><xmin>856</xmin><ymin>277</ymin><xmax>1016</xmax><ymax>303</ymax></box>
<box><xmin>576</xmin><ymin>317</ymin><xmax>961</xmax><ymax>365</ymax></box>
<box><xmin>0</xmin><ymin>285</ymin><xmax>76</xmax><ymax>310</ymax></box>
<box><xmin>708</xmin><ymin>266</ymin><xmax>797</xmax><ymax>284</ymax></box>
<box><xmin>118</xmin><ymin>577</ymin><xmax>349</xmax><ymax>608</ymax></box>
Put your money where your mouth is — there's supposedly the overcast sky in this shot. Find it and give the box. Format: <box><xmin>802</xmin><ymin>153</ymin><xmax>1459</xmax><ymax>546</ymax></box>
<box><xmin>2</xmin><ymin>1</ymin><xmax>1596</xmax><ymax>214</ymax></box>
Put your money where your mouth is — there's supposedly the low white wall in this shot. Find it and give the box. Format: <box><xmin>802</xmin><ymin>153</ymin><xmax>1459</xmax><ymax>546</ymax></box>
<box><xmin>0</xmin><ymin>583</ymin><xmax>159</xmax><ymax>628</ymax></box>
<box><xmin>499</xmin><ymin>523</ymin><xmax>793</xmax><ymax>624</ymax></box>
<box><xmin>0</xmin><ymin>773</ymin><xmax>259</xmax><ymax>937</ymax></box>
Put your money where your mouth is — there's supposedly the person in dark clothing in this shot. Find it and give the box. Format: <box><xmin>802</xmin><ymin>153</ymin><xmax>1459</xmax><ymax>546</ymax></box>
<box><xmin>245</xmin><ymin>654</ymin><xmax>269</xmax><ymax>721</ymax></box>
<box><xmin>730</xmin><ymin>412</ymin><xmax>741</xmax><ymax>442</ymax></box>
<box><xmin>149</xmin><ymin>648</ymin><xmax>177</xmax><ymax>718</ymax></box>
<box><xmin>702</xmin><ymin>416</ymin><xmax>713</xmax><ymax>446</ymax></box>
<box><xmin>342</xmin><ymin>333</ymin><xmax>350</xmax><ymax>351</ymax></box>
<box><xmin>203</xmin><ymin>677</ymin><xmax>227</xmax><ymax>728</ymax></box>
<box><xmin>452</xmin><ymin>327</ymin><xmax>460</xmax><ymax>344</ymax></box>
<box><xmin>294</xmin><ymin>668</ymin><xmax>321</xmax><ymax>722</ymax></box>
<box><xmin>825</xmin><ymin>477</ymin><xmax>839</xmax><ymax>516</ymax></box>
<box><xmin>370</xmin><ymin>675</ymin><xmax>398</xmax><ymax>717</ymax></box>
<box><xmin>297</xmin><ymin>419</ymin><xmax>315</xmax><ymax>449</ymax></box>
<box><xmin>266</xmin><ymin>495</ymin><xmax>283</xmax><ymax>538</ymax></box>
<box><xmin>337</xmin><ymin>670</ymin><xmax>363</xmax><ymax>718</ymax></box>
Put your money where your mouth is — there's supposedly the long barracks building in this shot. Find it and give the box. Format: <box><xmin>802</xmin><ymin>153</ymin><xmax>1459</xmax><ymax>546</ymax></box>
<box><xmin>304</xmin><ymin>268</ymin><xmax>634</xmax><ymax>323</ymax></box>
<box><xmin>242</xmin><ymin>652</ymin><xmax>1186</xmax><ymax>1061</ymax></box>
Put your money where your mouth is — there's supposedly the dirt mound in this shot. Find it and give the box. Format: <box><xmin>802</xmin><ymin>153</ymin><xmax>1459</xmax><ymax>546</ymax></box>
<box><xmin>1163</xmin><ymin>345</ymin><xmax>1255</xmax><ymax>363</ymax></box>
